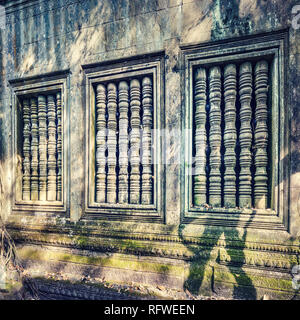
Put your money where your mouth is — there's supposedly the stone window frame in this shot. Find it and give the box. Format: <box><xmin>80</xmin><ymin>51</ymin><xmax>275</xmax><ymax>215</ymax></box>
<box><xmin>83</xmin><ymin>52</ymin><xmax>165</xmax><ymax>221</ymax></box>
<box><xmin>181</xmin><ymin>30</ymin><xmax>289</xmax><ymax>230</ymax></box>
<box><xmin>9</xmin><ymin>70</ymin><xmax>70</xmax><ymax>215</ymax></box>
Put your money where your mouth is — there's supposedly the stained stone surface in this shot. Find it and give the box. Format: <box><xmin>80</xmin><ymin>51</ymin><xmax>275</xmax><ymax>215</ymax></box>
<box><xmin>0</xmin><ymin>0</ymin><xmax>299</xmax><ymax>300</ymax></box>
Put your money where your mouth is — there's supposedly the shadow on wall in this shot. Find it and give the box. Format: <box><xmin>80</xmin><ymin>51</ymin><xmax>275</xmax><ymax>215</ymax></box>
<box><xmin>178</xmin><ymin>213</ymin><xmax>257</xmax><ymax>300</ymax></box>
<box><xmin>177</xmin><ymin>0</ymin><xmax>297</xmax><ymax>298</ymax></box>
<box><xmin>177</xmin><ymin>121</ymin><xmax>300</xmax><ymax>299</ymax></box>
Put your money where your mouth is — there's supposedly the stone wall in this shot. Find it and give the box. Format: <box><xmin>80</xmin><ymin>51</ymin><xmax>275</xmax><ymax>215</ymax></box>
<box><xmin>0</xmin><ymin>0</ymin><xmax>300</xmax><ymax>299</ymax></box>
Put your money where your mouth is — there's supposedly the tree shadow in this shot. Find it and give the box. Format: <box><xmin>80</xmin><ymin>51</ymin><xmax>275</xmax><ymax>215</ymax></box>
<box><xmin>179</xmin><ymin>212</ymin><xmax>257</xmax><ymax>300</ymax></box>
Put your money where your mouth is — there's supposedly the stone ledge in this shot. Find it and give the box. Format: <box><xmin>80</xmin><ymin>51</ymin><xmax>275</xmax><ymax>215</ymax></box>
<box><xmin>14</xmin><ymin>243</ymin><xmax>300</xmax><ymax>300</ymax></box>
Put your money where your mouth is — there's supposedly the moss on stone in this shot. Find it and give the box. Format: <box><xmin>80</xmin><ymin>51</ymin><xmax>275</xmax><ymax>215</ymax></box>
<box><xmin>17</xmin><ymin>246</ymin><xmax>185</xmax><ymax>276</ymax></box>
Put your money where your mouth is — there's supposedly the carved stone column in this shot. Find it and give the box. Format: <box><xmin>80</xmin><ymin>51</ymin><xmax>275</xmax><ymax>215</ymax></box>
<box><xmin>56</xmin><ymin>92</ymin><xmax>62</xmax><ymax>201</ymax></box>
<box><xmin>129</xmin><ymin>79</ymin><xmax>141</xmax><ymax>204</ymax></box>
<box><xmin>224</xmin><ymin>64</ymin><xmax>237</xmax><ymax>207</ymax></box>
<box><xmin>38</xmin><ymin>95</ymin><xmax>47</xmax><ymax>201</ymax></box>
<box><xmin>239</xmin><ymin>62</ymin><xmax>253</xmax><ymax>208</ymax></box>
<box><xmin>193</xmin><ymin>68</ymin><xmax>207</xmax><ymax>206</ymax></box>
<box><xmin>254</xmin><ymin>60</ymin><xmax>269</xmax><ymax>209</ymax></box>
<box><xmin>208</xmin><ymin>67</ymin><xmax>222</xmax><ymax>207</ymax></box>
<box><xmin>47</xmin><ymin>95</ymin><xmax>57</xmax><ymax>201</ymax></box>
<box><xmin>118</xmin><ymin>81</ymin><xmax>129</xmax><ymax>204</ymax></box>
<box><xmin>22</xmin><ymin>99</ymin><xmax>31</xmax><ymax>200</ymax></box>
<box><xmin>95</xmin><ymin>84</ymin><xmax>107</xmax><ymax>203</ymax></box>
<box><xmin>106</xmin><ymin>83</ymin><xmax>117</xmax><ymax>204</ymax></box>
<box><xmin>30</xmin><ymin>97</ymin><xmax>39</xmax><ymax>201</ymax></box>
<box><xmin>141</xmin><ymin>77</ymin><xmax>153</xmax><ymax>205</ymax></box>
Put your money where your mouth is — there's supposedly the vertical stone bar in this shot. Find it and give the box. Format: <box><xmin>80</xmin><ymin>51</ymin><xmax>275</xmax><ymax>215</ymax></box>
<box><xmin>95</xmin><ymin>84</ymin><xmax>107</xmax><ymax>203</ymax></box>
<box><xmin>208</xmin><ymin>67</ymin><xmax>222</xmax><ymax>207</ymax></box>
<box><xmin>254</xmin><ymin>60</ymin><xmax>269</xmax><ymax>209</ymax></box>
<box><xmin>224</xmin><ymin>64</ymin><xmax>237</xmax><ymax>207</ymax></box>
<box><xmin>118</xmin><ymin>81</ymin><xmax>129</xmax><ymax>203</ymax></box>
<box><xmin>47</xmin><ymin>95</ymin><xmax>57</xmax><ymax>201</ymax></box>
<box><xmin>239</xmin><ymin>62</ymin><xmax>253</xmax><ymax>208</ymax></box>
<box><xmin>106</xmin><ymin>83</ymin><xmax>117</xmax><ymax>203</ymax></box>
<box><xmin>129</xmin><ymin>79</ymin><xmax>141</xmax><ymax>204</ymax></box>
<box><xmin>30</xmin><ymin>97</ymin><xmax>39</xmax><ymax>201</ymax></box>
<box><xmin>22</xmin><ymin>99</ymin><xmax>31</xmax><ymax>200</ymax></box>
<box><xmin>56</xmin><ymin>92</ymin><xmax>62</xmax><ymax>201</ymax></box>
<box><xmin>141</xmin><ymin>77</ymin><xmax>153</xmax><ymax>205</ymax></box>
<box><xmin>193</xmin><ymin>68</ymin><xmax>207</xmax><ymax>206</ymax></box>
<box><xmin>38</xmin><ymin>95</ymin><xmax>47</xmax><ymax>201</ymax></box>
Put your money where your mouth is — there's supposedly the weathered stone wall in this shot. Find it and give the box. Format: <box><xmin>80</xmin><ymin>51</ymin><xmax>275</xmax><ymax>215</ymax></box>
<box><xmin>0</xmin><ymin>0</ymin><xmax>300</xmax><ymax>299</ymax></box>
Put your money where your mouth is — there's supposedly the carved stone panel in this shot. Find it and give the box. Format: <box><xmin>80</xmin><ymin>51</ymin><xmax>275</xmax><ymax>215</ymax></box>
<box><xmin>19</xmin><ymin>92</ymin><xmax>63</xmax><ymax>203</ymax></box>
<box><xmin>10</xmin><ymin>71</ymin><xmax>69</xmax><ymax>213</ymax></box>
<box><xmin>22</xmin><ymin>99</ymin><xmax>31</xmax><ymax>201</ymax></box>
<box><xmin>141</xmin><ymin>77</ymin><xmax>153</xmax><ymax>205</ymax></box>
<box><xmin>95</xmin><ymin>84</ymin><xmax>107</xmax><ymax>204</ymax></box>
<box><xmin>118</xmin><ymin>81</ymin><xmax>129</xmax><ymax>204</ymax></box>
<box><xmin>193</xmin><ymin>68</ymin><xmax>207</xmax><ymax>206</ymax></box>
<box><xmin>38</xmin><ymin>95</ymin><xmax>47</xmax><ymax>201</ymax></box>
<box><xmin>182</xmin><ymin>31</ymin><xmax>289</xmax><ymax>225</ymax></box>
<box><xmin>30</xmin><ymin>97</ymin><xmax>39</xmax><ymax>201</ymax></box>
<box><xmin>223</xmin><ymin>64</ymin><xmax>237</xmax><ymax>208</ymax></box>
<box><xmin>84</xmin><ymin>55</ymin><xmax>164</xmax><ymax>219</ymax></box>
<box><xmin>254</xmin><ymin>61</ymin><xmax>269</xmax><ymax>209</ymax></box>
<box><xmin>106</xmin><ymin>83</ymin><xmax>117</xmax><ymax>204</ymax></box>
<box><xmin>191</xmin><ymin>60</ymin><xmax>270</xmax><ymax>210</ymax></box>
<box><xmin>208</xmin><ymin>66</ymin><xmax>222</xmax><ymax>207</ymax></box>
<box><xmin>56</xmin><ymin>92</ymin><xmax>62</xmax><ymax>202</ymax></box>
<box><xmin>47</xmin><ymin>95</ymin><xmax>57</xmax><ymax>201</ymax></box>
<box><xmin>129</xmin><ymin>79</ymin><xmax>141</xmax><ymax>204</ymax></box>
<box><xmin>238</xmin><ymin>62</ymin><xmax>253</xmax><ymax>208</ymax></box>
<box><xmin>94</xmin><ymin>77</ymin><xmax>153</xmax><ymax>206</ymax></box>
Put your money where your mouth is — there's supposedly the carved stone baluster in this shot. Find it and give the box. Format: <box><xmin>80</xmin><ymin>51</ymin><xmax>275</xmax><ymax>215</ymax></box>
<box><xmin>22</xmin><ymin>99</ymin><xmax>31</xmax><ymax>200</ymax></box>
<box><xmin>129</xmin><ymin>79</ymin><xmax>141</xmax><ymax>204</ymax></box>
<box><xmin>141</xmin><ymin>77</ymin><xmax>153</xmax><ymax>205</ymax></box>
<box><xmin>254</xmin><ymin>60</ymin><xmax>269</xmax><ymax>209</ymax></box>
<box><xmin>208</xmin><ymin>67</ymin><xmax>222</xmax><ymax>207</ymax></box>
<box><xmin>38</xmin><ymin>95</ymin><xmax>47</xmax><ymax>201</ymax></box>
<box><xmin>96</xmin><ymin>84</ymin><xmax>107</xmax><ymax>203</ymax></box>
<box><xmin>30</xmin><ymin>97</ymin><xmax>39</xmax><ymax>201</ymax></box>
<box><xmin>47</xmin><ymin>95</ymin><xmax>56</xmax><ymax>201</ymax></box>
<box><xmin>106</xmin><ymin>83</ymin><xmax>117</xmax><ymax>203</ymax></box>
<box><xmin>56</xmin><ymin>92</ymin><xmax>62</xmax><ymax>201</ymax></box>
<box><xmin>118</xmin><ymin>81</ymin><xmax>129</xmax><ymax>203</ymax></box>
<box><xmin>239</xmin><ymin>62</ymin><xmax>253</xmax><ymax>208</ymax></box>
<box><xmin>193</xmin><ymin>68</ymin><xmax>207</xmax><ymax>206</ymax></box>
<box><xmin>224</xmin><ymin>64</ymin><xmax>237</xmax><ymax>207</ymax></box>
